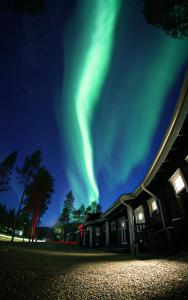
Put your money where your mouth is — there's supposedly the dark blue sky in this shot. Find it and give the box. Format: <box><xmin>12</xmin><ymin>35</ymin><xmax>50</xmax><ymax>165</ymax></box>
<box><xmin>0</xmin><ymin>0</ymin><xmax>188</xmax><ymax>226</ymax></box>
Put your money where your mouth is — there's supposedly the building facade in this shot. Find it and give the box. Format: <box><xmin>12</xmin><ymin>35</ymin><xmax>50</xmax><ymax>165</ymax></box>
<box><xmin>82</xmin><ymin>72</ymin><xmax>188</xmax><ymax>253</ymax></box>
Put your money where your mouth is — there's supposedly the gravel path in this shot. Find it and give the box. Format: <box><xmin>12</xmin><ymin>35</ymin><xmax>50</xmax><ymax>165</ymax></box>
<box><xmin>0</xmin><ymin>243</ymin><xmax>188</xmax><ymax>300</ymax></box>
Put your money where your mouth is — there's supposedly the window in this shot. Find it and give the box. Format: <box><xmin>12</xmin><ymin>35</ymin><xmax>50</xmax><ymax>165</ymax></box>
<box><xmin>151</xmin><ymin>199</ymin><xmax>158</xmax><ymax>211</ymax></box>
<box><xmin>138</xmin><ymin>212</ymin><xmax>143</xmax><ymax>221</ymax></box>
<box><xmin>110</xmin><ymin>221</ymin><xmax>116</xmax><ymax>232</ymax></box>
<box><xmin>169</xmin><ymin>169</ymin><xmax>187</xmax><ymax>194</ymax></box>
<box><xmin>121</xmin><ymin>221</ymin><xmax>125</xmax><ymax>228</ymax></box>
<box><xmin>134</xmin><ymin>205</ymin><xmax>145</xmax><ymax>223</ymax></box>
<box><xmin>95</xmin><ymin>226</ymin><xmax>100</xmax><ymax>236</ymax></box>
<box><xmin>185</xmin><ymin>155</ymin><xmax>188</xmax><ymax>163</ymax></box>
<box><xmin>147</xmin><ymin>198</ymin><xmax>159</xmax><ymax>216</ymax></box>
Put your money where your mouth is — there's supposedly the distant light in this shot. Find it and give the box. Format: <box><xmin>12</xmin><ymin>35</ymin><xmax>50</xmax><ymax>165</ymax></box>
<box><xmin>122</xmin><ymin>222</ymin><xmax>125</xmax><ymax>227</ymax></box>
<box><xmin>138</xmin><ymin>213</ymin><xmax>143</xmax><ymax>221</ymax></box>
<box><xmin>15</xmin><ymin>230</ymin><xmax>23</xmax><ymax>236</ymax></box>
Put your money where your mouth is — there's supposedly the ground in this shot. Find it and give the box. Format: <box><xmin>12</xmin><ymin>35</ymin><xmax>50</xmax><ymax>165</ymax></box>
<box><xmin>0</xmin><ymin>242</ymin><xmax>188</xmax><ymax>300</ymax></box>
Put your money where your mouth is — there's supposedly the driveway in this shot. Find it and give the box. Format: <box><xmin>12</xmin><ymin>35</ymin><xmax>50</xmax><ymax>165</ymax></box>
<box><xmin>0</xmin><ymin>242</ymin><xmax>188</xmax><ymax>299</ymax></box>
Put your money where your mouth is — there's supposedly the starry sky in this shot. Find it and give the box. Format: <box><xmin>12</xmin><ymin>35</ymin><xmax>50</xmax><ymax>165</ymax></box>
<box><xmin>0</xmin><ymin>0</ymin><xmax>188</xmax><ymax>227</ymax></box>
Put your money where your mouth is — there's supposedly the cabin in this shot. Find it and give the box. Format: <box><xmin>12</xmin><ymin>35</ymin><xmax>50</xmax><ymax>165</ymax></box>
<box><xmin>82</xmin><ymin>72</ymin><xmax>188</xmax><ymax>253</ymax></box>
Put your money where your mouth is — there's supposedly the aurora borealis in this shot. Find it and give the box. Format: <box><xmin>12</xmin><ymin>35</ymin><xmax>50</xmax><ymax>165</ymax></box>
<box><xmin>60</xmin><ymin>0</ymin><xmax>121</xmax><ymax>205</ymax></box>
<box><xmin>58</xmin><ymin>0</ymin><xmax>188</xmax><ymax>208</ymax></box>
<box><xmin>0</xmin><ymin>0</ymin><xmax>188</xmax><ymax>225</ymax></box>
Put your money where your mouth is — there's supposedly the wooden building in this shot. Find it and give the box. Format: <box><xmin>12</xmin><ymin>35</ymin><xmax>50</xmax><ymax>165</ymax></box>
<box><xmin>83</xmin><ymin>72</ymin><xmax>188</xmax><ymax>253</ymax></box>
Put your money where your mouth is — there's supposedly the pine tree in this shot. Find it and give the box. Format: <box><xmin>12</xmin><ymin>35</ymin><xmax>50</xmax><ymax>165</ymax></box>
<box><xmin>59</xmin><ymin>191</ymin><xmax>74</xmax><ymax>240</ymax></box>
<box><xmin>85</xmin><ymin>202</ymin><xmax>102</xmax><ymax>221</ymax></box>
<box><xmin>72</xmin><ymin>208</ymin><xmax>81</xmax><ymax>224</ymax></box>
<box><xmin>96</xmin><ymin>203</ymin><xmax>102</xmax><ymax>213</ymax></box>
<box><xmin>143</xmin><ymin>0</ymin><xmax>188</xmax><ymax>39</ymax></box>
<box><xmin>80</xmin><ymin>204</ymin><xmax>86</xmax><ymax>223</ymax></box>
<box><xmin>0</xmin><ymin>203</ymin><xmax>7</xmax><ymax>232</ymax></box>
<box><xmin>11</xmin><ymin>149</ymin><xmax>42</xmax><ymax>242</ymax></box>
<box><xmin>23</xmin><ymin>167</ymin><xmax>54</xmax><ymax>242</ymax></box>
<box><xmin>90</xmin><ymin>201</ymin><xmax>98</xmax><ymax>213</ymax></box>
<box><xmin>61</xmin><ymin>191</ymin><xmax>74</xmax><ymax>224</ymax></box>
<box><xmin>0</xmin><ymin>151</ymin><xmax>17</xmax><ymax>192</ymax></box>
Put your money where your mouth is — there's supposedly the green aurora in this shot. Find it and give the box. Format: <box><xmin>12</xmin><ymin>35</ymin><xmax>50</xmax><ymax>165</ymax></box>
<box><xmin>59</xmin><ymin>0</ymin><xmax>188</xmax><ymax>208</ymax></box>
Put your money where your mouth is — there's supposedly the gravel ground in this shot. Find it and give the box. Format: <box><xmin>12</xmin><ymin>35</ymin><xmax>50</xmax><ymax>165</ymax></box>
<box><xmin>0</xmin><ymin>242</ymin><xmax>188</xmax><ymax>300</ymax></box>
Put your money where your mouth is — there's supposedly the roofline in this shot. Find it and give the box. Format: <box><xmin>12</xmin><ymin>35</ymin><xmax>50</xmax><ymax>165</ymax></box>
<box><xmin>83</xmin><ymin>71</ymin><xmax>188</xmax><ymax>225</ymax></box>
<box><xmin>101</xmin><ymin>194</ymin><xmax>135</xmax><ymax>218</ymax></box>
<box><xmin>101</xmin><ymin>70</ymin><xmax>188</xmax><ymax>218</ymax></box>
<box><xmin>134</xmin><ymin>70</ymin><xmax>188</xmax><ymax>195</ymax></box>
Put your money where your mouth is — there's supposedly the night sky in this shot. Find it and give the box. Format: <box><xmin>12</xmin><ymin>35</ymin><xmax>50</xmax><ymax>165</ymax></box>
<box><xmin>0</xmin><ymin>0</ymin><xmax>188</xmax><ymax>227</ymax></box>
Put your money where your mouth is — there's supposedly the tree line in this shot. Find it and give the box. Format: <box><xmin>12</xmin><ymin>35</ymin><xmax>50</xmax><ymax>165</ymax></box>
<box><xmin>0</xmin><ymin>149</ymin><xmax>54</xmax><ymax>242</ymax></box>
<box><xmin>54</xmin><ymin>191</ymin><xmax>102</xmax><ymax>241</ymax></box>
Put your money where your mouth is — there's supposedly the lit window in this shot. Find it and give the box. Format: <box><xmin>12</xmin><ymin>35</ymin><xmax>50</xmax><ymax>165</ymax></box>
<box><xmin>134</xmin><ymin>205</ymin><xmax>145</xmax><ymax>223</ymax></box>
<box><xmin>138</xmin><ymin>212</ymin><xmax>143</xmax><ymax>221</ymax></box>
<box><xmin>151</xmin><ymin>200</ymin><xmax>158</xmax><ymax>211</ymax></box>
<box><xmin>147</xmin><ymin>198</ymin><xmax>158</xmax><ymax>216</ymax></box>
<box><xmin>174</xmin><ymin>175</ymin><xmax>185</xmax><ymax>192</ymax></box>
<box><xmin>118</xmin><ymin>217</ymin><xmax>126</xmax><ymax>230</ymax></box>
<box><xmin>169</xmin><ymin>169</ymin><xmax>187</xmax><ymax>194</ymax></box>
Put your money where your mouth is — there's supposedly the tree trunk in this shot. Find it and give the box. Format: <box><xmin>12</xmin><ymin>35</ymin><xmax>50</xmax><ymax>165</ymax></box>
<box><xmin>31</xmin><ymin>200</ymin><xmax>39</xmax><ymax>242</ymax></box>
<box><xmin>11</xmin><ymin>172</ymin><xmax>32</xmax><ymax>242</ymax></box>
<box><xmin>35</xmin><ymin>216</ymin><xmax>40</xmax><ymax>242</ymax></box>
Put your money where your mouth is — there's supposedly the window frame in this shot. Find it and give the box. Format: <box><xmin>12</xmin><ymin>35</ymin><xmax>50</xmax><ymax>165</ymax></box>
<box><xmin>147</xmin><ymin>197</ymin><xmax>159</xmax><ymax>217</ymax></box>
<box><xmin>110</xmin><ymin>221</ymin><xmax>116</xmax><ymax>232</ymax></box>
<box><xmin>134</xmin><ymin>205</ymin><xmax>145</xmax><ymax>224</ymax></box>
<box><xmin>169</xmin><ymin>168</ymin><xmax>188</xmax><ymax>195</ymax></box>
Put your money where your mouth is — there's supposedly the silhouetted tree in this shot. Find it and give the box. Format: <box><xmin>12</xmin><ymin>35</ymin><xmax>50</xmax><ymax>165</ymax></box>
<box><xmin>96</xmin><ymin>203</ymin><xmax>102</xmax><ymax>213</ymax></box>
<box><xmin>0</xmin><ymin>203</ymin><xmax>8</xmax><ymax>232</ymax></box>
<box><xmin>84</xmin><ymin>201</ymin><xmax>103</xmax><ymax>221</ymax></box>
<box><xmin>0</xmin><ymin>0</ymin><xmax>45</xmax><ymax>14</ymax></box>
<box><xmin>0</xmin><ymin>204</ymin><xmax>19</xmax><ymax>235</ymax></box>
<box><xmin>24</xmin><ymin>167</ymin><xmax>54</xmax><ymax>242</ymax></box>
<box><xmin>85</xmin><ymin>204</ymin><xmax>92</xmax><ymax>218</ymax></box>
<box><xmin>61</xmin><ymin>191</ymin><xmax>74</xmax><ymax>224</ymax></box>
<box><xmin>58</xmin><ymin>191</ymin><xmax>75</xmax><ymax>240</ymax></box>
<box><xmin>0</xmin><ymin>151</ymin><xmax>17</xmax><ymax>192</ymax></box>
<box><xmin>85</xmin><ymin>201</ymin><xmax>102</xmax><ymax>218</ymax></box>
<box><xmin>53</xmin><ymin>221</ymin><xmax>66</xmax><ymax>240</ymax></box>
<box><xmin>56</xmin><ymin>199</ymin><xmax>103</xmax><ymax>241</ymax></box>
<box><xmin>72</xmin><ymin>207</ymin><xmax>81</xmax><ymax>224</ymax></box>
<box><xmin>143</xmin><ymin>0</ymin><xmax>188</xmax><ymax>39</ymax></box>
<box><xmin>11</xmin><ymin>149</ymin><xmax>42</xmax><ymax>241</ymax></box>
<box><xmin>6</xmin><ymin>208</ymin><xmax>16</xmax><ymax>233</ymax></box>
<box><xmin>79</xmin><ymin>204</ymin><xmax>86</xmax><ymax>223</ymax></box>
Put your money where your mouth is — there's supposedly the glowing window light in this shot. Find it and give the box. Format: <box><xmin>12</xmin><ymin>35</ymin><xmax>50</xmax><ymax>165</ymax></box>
<box><xmin>169</xmin><ymin>169</ymin><xmax>187</xmax><ymax>194</ymax></box>
<box><xmin>151</xmin><ymin>200</ymin><xmax>158</xmax><ymax>212</ymax></box>
<box><xmin>174</xmin><ymin>174</ymin><xmax>185</xmax><ymax>193</ymax></box>
<box><xmin>138</xmin><ymin>212</ymin><xmax>143</xmax><ymax>221</ymax></box>
<box><xmin>134</xmin><ymin>205</ymin><xmax>145</xmax><ymax>224</ymax></box>
<box><xmin>147</xmin><ymin>198</ymin><xmax>158</xmax><ymax>216</ymax></box>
